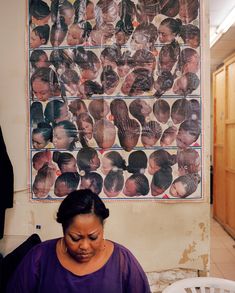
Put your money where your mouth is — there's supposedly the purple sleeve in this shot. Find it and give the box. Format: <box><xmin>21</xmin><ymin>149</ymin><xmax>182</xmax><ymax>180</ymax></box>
<box><xmin>119</xmin><ymin>246</ymin><xmax>151</xmax><ymax>293</ymax></box>
<box><xmin>6</xmin><ymin>245</ymin><xmax>42</xmax><ymax>293</ymax></box>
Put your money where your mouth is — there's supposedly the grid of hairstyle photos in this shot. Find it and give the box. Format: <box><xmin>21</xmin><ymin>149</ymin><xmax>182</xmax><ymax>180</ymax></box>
<box><xmin>28</xmin><ymin>0</ymin><xmax>202</xmax><ymax>201</ymax></box>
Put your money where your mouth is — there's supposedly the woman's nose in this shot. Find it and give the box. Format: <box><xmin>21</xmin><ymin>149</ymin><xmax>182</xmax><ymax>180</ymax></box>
<box><xmin>79</xmin><ymin>239</ymin><xmax>90</xmax><ymax>250</ymax></box>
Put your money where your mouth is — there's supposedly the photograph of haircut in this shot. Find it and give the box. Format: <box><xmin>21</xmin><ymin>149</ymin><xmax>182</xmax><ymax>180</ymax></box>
<box><xmin>28</xmin><ymin>0</ymin><xmax>203</xmax><ymax>201</ymax></box>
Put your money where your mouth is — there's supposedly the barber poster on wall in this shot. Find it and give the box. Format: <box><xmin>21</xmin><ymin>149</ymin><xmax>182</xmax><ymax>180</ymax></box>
<box><xmin>28</xmin><ymin>0</ymin><xmax>203</xmax><ymax>201</ymax></box>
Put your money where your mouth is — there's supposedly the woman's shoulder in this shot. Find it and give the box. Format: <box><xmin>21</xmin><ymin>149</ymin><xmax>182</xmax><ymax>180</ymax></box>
<box><xmin>27</xmin><ymin>238</ymin><xmax>58</xmax><ymax>258</ymax></box>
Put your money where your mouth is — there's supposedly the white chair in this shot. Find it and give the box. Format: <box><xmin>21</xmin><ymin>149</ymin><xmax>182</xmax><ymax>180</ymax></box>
<box><xmin>162</xmin><ymin>277</ymin><xmax>235</xmax><ymax>293</ymax></box>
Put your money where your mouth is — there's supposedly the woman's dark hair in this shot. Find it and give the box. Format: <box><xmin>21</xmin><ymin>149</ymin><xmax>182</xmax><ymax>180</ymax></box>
<box><xmin>104</xmin><ymin>151</ymin><xmax>126</xmax><ymax>170</ymax></box>
<box><xmin>127</xmin><ymin>150</ymin><xmax>147</xmax><ymax>174</ymax></box>
<box><xmin>171</xmin><ymin>98</ymin><xmax>191</xmax><ymax>124</ymax></box>
<box><xmin>110</xmin><ymin>99</ymin><xmax>129</xmax><ymax>125</ymax></box>
<box><xmin>44</xmin><ymin>100</ymin><xmax>65</xmax><ymax>125</ymax></box>
<box><xmin>88</xmin><ymin>99</ymin><xmax>109</xmax><ymax>121</ymax></box>
<box><xmin>127</xmin><ymin>174</ymin><xmax>149</xmax><ymax>196</ymax></box>
<box><xmin>81</xmin><ymin>172</ymin><xmax>103</xmax><ymax>195</ymax></box>
<box><xmin>100</xmin><ymin>66</ymin><xmax>119</xmax><ymax>90</ymax></box>
<box><xmin>30</xmin><ymin>50</ymin><xmax>49</xmax><ymax>69</ymax></box>
<box><xmin>104</xmin><ymin>170</ymin><xmax>124</xmax><ymax>194</ymax></box>
<box><xmin>50</xmin><ymin>16</ymin><xmax>68</xmax><ymax>46</ymax></box>
<box><xmin>74</xmin><ymin>48</ymin><xmax>100</xmax><ymax>70</ymax></box>
<box><xmin>100</xmin><ymin>46</ymin><xmax>121</xmax><ymax>64</ymax></box>
<box><xmin>30</xmin><ymin>101</ymin><xmax>44</xmax><ymax>125</ymax></box>
<box><xmin>178</xmin><ymin>119</ymin><xmax>201</xmax><ymax>140</ymax></box>
<box><xmin>56</xmin><ymin>189</ymin><xmax>109</xmax><ymax>232</ymax></box>
<box><xmin>77</xmin><ymin>147</ymin><xmax>98</xmax><ymax>172</ymax></box>
<box><xmin>115</xmin><ymin>17</ymin><xmax>133</xmax><ymax>36</ymax></box>
<box><xmin>129</xmin><ymin>68</ymin><xmax>154</xmax><ymax>96</ymax></box>
<box><xmin>30</xmin><ymin>0</ymin><xmax>50</xmax><ymax>21</ymax></box>
<box><xmin>132</xmin><ymin>49</ymin><xmax>155</xmax><ymax>69</ymax></box>
<box><xmin>150</xmin><ymin>149</ymin><xmax>177</xmax><ymax>169</ymax></box>
<box><xmin>54</xmin><ymin>120</ymin><xmax>78</xmax><ymax>151</ymax></box>
<box><xmin>152</xmin><ymin>166</ymin><xmax>173</xmax><ymax>190</ymax></box>
<box><xmin>50</xmin><ymin>0</ymin><xmax>74</xmax><ymax>23</ymax></box>
<box><xmin>32</xmin><ymin>122</ymin><xmax>53</xmax><ymax>142</ymax></box>
<box><xmin>153</xmin><ymin>99</ymin><xmax>170</xmax><ymax>123</ymax></box>
<box><xmin>158</xmin><ymin>40</ymin><xmax>180</xmax><ymax>72</ymax></box>
<box><xmin>141</xmin><ymin>121</ymin><xmax>162</xmax><ymax>141</ymax></box>
<box><xmin>179</xmin><ymin>0</ymin><xmax>199</xmax><ymax>23</ymax></box>
<box><xmin>172</xmin><ymin>173</ymin><xmax>200</xmax><ymax>198</ymax></box>
<box><xmin>129</xmin><ymin>99</ymin><xmax>146</xmax><ymax>126</ymax></box>
<box><xmin>54</xmin><ymin>172</ymin><xmax>80</xmax><ymax>197</ymax></box>
<box><xmin>184</xmin><ymin>72</ymin><xmax>200</xmax><ymax>95</ymax></box>
<box><xmin>160</xmin><ymin>18</ymin><xmax>182</xmax><ymax>35</ymax></box>
<box><xmin>33</xmin><ymin>24</ymin><xmax>50</xmax><ymax>44</ymax></box>
<box><xmin>132</xmin><ymin>23</ymin><xmax>158</xmax><ymax>50</ymax></box>
<box><xmin>180</xmin><ymin>24</ymin><xmax>200</xmax><ymax>47</ymax></box>
<box><xmin>31</xmin><ymin>67</ymin><xmax>60</xmax><ymax>99</ymax></box>
<box><xmin>53</xmin><ymin>151</ymin><xmax>75</xmax><ymax>171</ymax></box>
<box><xmin>160</xmin><ymin>0</ymin><xmax>179</xmax><ymax>17</ymax></box>
<box><xmin>49</xmin><ymin>49</ymin><xmax>74</xmax><ymax>71</ymax></box>
<box><xmin>82</xmin><ymin>80</ymin><xmax>104</xmax><ymax>98</ymax></box>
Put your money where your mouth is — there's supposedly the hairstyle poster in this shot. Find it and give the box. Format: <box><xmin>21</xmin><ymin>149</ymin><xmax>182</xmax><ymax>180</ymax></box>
<box><xmin>28</xmin><ymin>0</ymin><xmax>203</xmax><ymax>201</ymax></box>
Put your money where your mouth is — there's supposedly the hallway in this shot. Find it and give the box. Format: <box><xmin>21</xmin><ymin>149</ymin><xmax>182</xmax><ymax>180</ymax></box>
<box><xmin>210</xmin><ymin>216</ymin><xmax>235</xmax><ymax>280</ymax></box>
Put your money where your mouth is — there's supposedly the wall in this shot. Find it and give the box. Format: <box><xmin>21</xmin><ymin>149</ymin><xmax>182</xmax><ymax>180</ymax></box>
<box><xmin>0</xmin><ymin>0</ymin><xmax>210</xmax><ymax>284</ymax></box>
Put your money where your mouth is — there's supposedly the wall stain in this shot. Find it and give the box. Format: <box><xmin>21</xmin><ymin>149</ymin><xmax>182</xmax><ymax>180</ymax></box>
<box><xmin>179</xmin><ymin>241</ymin><xmax>196</xmax><ymax>264</ymax></box>
<box><xmin>200</xmin><ymin>254</ymin><xmax>209</xmax><ymax>271</ymax></box>
<box><xmin>199</xmin><ymin>222</ymin><xmax>206</xmax><ymax>241</ymax></box>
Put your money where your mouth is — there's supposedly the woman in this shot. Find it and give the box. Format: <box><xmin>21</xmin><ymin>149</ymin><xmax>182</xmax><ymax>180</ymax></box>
<box><xmin>7</xmin><ymin>189</ymin><xmax>151</xmax><ymax>292</ymax></box>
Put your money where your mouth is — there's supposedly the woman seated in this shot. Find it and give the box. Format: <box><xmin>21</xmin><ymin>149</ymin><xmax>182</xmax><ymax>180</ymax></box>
<box><xmin>7</xmin><ymin>189</ymin><xmax>150</xmax><ymax>292</ymax></box>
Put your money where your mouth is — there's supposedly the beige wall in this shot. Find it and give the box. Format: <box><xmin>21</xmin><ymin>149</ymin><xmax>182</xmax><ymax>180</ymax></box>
<box><xmin>0</xmin><ymin>1</ymin><xmax>210</xmax><ymax>273</ymax></box>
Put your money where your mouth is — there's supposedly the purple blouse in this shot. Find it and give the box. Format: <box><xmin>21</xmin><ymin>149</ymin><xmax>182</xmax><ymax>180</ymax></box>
<box><xmin>7</xmin><ymin>238</ymin><xmax>150</xmax><ymax>293</ymax></box>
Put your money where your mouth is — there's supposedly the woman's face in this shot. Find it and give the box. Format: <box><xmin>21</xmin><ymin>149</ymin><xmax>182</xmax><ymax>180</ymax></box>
<box><xmin>35</xmin><ymin>54</ymin><xmax>49</xmax><ymax>68</ymax></box>
<box><xmin>67</xmin><ymin>25</ymin><xmax>84</xmax><ymax>46</ymax></box>
<box><xmin>32</xmin><ymin>132</ymin><xmax>48</xmax><ymax>149</ymax></box>
<box><xmin>183</xmin><ymin>54</ymin><xmax>200</xmax><ymax>74</ymax></box>
<box><xmin>141</xmin><ymin>134</ymin><xmax>157</xmax><ymax>148</ymax></box>
<box><xmin>62</xmin><ymin>8</ymin><xmax>74</xmax><ymax>26</ymax></box>
<box><xmin>32</xmin><ymin>78</ymin><xmax>52</xmax><ymax>102</ymax></box>
<box><xmin>158</xmin><ymin>24</ymin><xmax>175</xmax><ymax>43</ymax></box>
<box><xmin>101</xmin><ymin>156</ymin><xmax>113</xmax><ymax>175</ymax></box>
<box><xmin>60</xmin><ymin>157</ymin><xmax>77</xmax><ymax>173</ymax></box>
<box><xmin>140</xmin><ymin>100</ymin><xmax>152</xmax><ymax>117</ymax></box>
<box><xmin>169</xmin><ymin>181</ymin><xmax>186</xmax><ymax>197</ymax></box>
<box><xmin>85</xmin><ymin>2</ymin><xmax>95</xmax><ymax>20</ymax></box>
<box><xmin>64</xmin><ymin>214</ymin><xmax>104</xmax><ymax>263</ymax></box>
<box><xmin>102</xmin><ymin>3</ymin><xmax>118</xmax><ymax>23</ymax></box>
<box><xmin>54</xmin><ymin>181</ymin><xmax>71</xmax><ymax>197</ymax></box>
<box><xmin>150</xmin><ymin>181</ymin><xmax>165</xmax><ymax>196</ymax></box>
<box><xmin>130</xmin><ymin>32</ymin><xmax>149</xmax><ymax>51</ymax></box>
<box><xmin>103</xmin><ymin>186</ymin><xmax>120</xmax><ymax>198</ymax></box>
<box><xmin>80</xmin><ymin>120</ymin><xmax>93</xmax><ymax>140</ymax></box>
<box><xmin>148</xmin><ymin>158</ymin><xmax>160</xmax><ymax>175</ymax></box>
<box><xmin>115</xmin><ymin>31</ymin><xmax>128</xmax><ymax>46</ymax></box>
<box><xmin>121</xmin><ymin>72</ymin><xmax>135</xmax><ymax>95</ymax></box>
<box><xmin>30</xmin><ymin>31</ymin><xmax>44</xmax><ymax>49</ymax></box>
<box><xmin>53</xmin><ymin>126</ymin><xmax>73</xmax><ymax>149</ymax></box>
<box><xmin>117</xmin><ymin>64</ymin><xmax>131</xmax><ymax>78</ymax></box>
<box><xmin>80</xmin><ymin>62</ymin><xmax>100</xmax><ymax>80</ymax></box>
<box><xmin>186</xmin><ymin>36</ymin><xmax>199</xmax><ymax>48</ymax></box>
<box><xmin>179</xmin><ymin>4</ymin><xmax>193</xmax><ymax>24</ymax></box>
<box><xmin>56</xmin><ymin>104</ymin><xmax>70</xmax><ymax>123</ymax></box>
<box><xmin>173</xmin><ymin>76</ymin><xmax>188</xmax><ymax>95</ymax></box>
<box><xmin>51</xmin><ymin>30</ymin><xmax>66</xmax><ymax>47</ymax></box>
<box><xmin>176</xmin><ymin>129</ymin><xmax>197</xmax><ymax>149</ymax></box>
<box><xmin>90</xmin><ymin>154</ymin><xmax>100</xmax><ymax>171</ymax></box>
<box><xmin>33</xmin><ymin>179</ymin><xmax>51</xmax><ymax>198</ymax></box>
<box><xmin>123</xmin><ymin>179</ymin><xmax>137</xmax><ymax>197</ymax></box>
<box><xmin>155</xmin><ymin>110</ymin><xmax>170</xmax><ymax>124</ymax></box>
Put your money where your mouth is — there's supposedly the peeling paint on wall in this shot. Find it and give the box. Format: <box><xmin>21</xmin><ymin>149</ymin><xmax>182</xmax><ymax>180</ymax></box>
<box><xmin>179</xmin><ymin>241</ymin><xmax>196</xmax><ymax>264</ymax></box>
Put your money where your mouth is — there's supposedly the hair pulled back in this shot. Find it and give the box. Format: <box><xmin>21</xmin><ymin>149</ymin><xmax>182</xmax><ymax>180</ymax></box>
<box><xmin>56</xmin><ymin>189</ymin><xmax>109</xmax><ymax>232</ymax></box>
